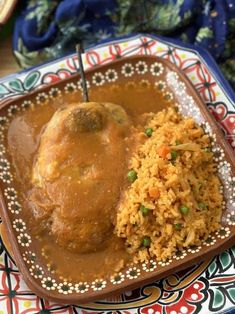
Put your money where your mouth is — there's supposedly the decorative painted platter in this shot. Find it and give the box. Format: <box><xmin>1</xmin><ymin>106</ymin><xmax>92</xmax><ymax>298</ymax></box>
<box><xmin>0</xmin><ymin>34</ymin><xmax>235</xmax><ymax>313</ymax></box>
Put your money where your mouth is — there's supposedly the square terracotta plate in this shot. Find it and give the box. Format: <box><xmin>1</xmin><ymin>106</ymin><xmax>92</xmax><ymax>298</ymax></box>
<box><xmin>0</xmin><ymin>55</ymin><xmax>234</xmax><ymax>304</ymax></box>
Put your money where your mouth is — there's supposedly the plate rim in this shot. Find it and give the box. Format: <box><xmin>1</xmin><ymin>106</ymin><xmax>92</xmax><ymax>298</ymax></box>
<box><xmin>1</xmin><ymin>33</ymin><xmax>235</xmax><ymax>105</ymax></box>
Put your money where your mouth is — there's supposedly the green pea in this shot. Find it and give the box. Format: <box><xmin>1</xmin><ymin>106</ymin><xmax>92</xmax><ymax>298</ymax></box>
<box><xmin>175</xmin><ymin>140</ymin><xmax>181</xmax><ymax>145</ymax></box>
<box><xmin>174</xmin><ymin>223</ymin><xmax>182</xmax><ymax>230</ymax></box>
<box><xmin>171</xmin><ymin>150</ymin><xmax>178</xmax><ymax>160</ymax></box>
<box><xmin>139</xmin><ymin>205</ymin><xmax>149</xmax><ymax>216</ymax></box>
<box><xmin>180</xmin><ymin>205</ymin><xmax>189</xmax><ymax>215</ymax></box>
<box><xmin>145</xmin><ymin>128</ymin><xmax>153</xmax><ymax>137</ymax></box>
<box><xmin>198</xmin><ymin>202</ymin><xmax>207</xmax><ymax>209</ymax></box>
<box><xmin>127</xmin><ymin>170</ymin><xmax>137</xmax><ymax>183</ymax></box>
<box><xmin>142</xmin><ymin>236</ymin><xmax>151</xmax><ymax>247</ymax></box>
<box><xmin>204</xmin><ymin>147</ymin><xmax>211</xmax><ymax>153</ymax></box>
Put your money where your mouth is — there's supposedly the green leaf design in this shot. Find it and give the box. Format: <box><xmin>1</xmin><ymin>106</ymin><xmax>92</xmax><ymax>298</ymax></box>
<box><xmin>117</xmin><ymin>0</ymin><xmax>184</xmax><ymax>34</ymax></box>
<box><xmin>24</xmin><ymin>71</ymin><xmax>40</xmax><ymax>90</ymax></box>
<box><xmin>15</xmin><ymin>39</ymin><xmax>50</xmax><ymax>68</ymax></box>
<box><xmin>26</xmin><ymin>0</ymin><xmax>58</xmax><ymax>33</ymax></box>
<box><xmin>183</xmin><ymin>10</ymin><xmax>192</xmax><ymax>20</ymax></box>
<box><xmin>219</xmin><ymin>251</ymin><xmax>232</xmax><ymax>271</ymax></box>
<box><xmin>227</xmin><ymin>287</ymin><xmax>235</xmax><ymax>303</ymax></box>
<box><xmin>149</xmin><ymin>0</ymin><xmax>184</xmax><ymax>31</ymax></box>
<box><xmin>196</xmin><ymin>27</ymin><xmax>213</xmax><ymax>42</ymax></box>
<box><xmin>230</xmin><ymin>245</ymin><xmax>235</xmax><ymax>257</ymax></box>
<box><xmin>180</xmin><ymin>33</ymin><xmax>189</xmax><ymax>43</ymax></box>
<box><xmin>208</xmin><ymin>259</ymin><xmax>217</xmax><ymax>277</ymax></box>
<box><xmin>28</xmin><ymin>0</ymin><xmax>40</xmax><ymax>9</ymax></box>
<box><xmin>0</xmin><ymin>84</ymin><xmax>10</xmax><ymax>96</ymax></box>
<box><xmin>8</xmin><ymin>79</ymin><xmax>24</xmax><ymax>92</ymax></box>
<box><xmin>211</xmin><ymin>288</ymin><xmax>225</xmax><ymax>311</ymax></box>
<box><xmin>229</xmin><ymin>18</ymin><xmax>235</xmax><ymax>29</ymax></box>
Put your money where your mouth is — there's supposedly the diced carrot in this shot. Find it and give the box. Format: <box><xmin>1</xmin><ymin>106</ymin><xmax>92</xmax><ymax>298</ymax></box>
<box><xmin>149</xmin><ymin>187</ymin><xmax>160</xmax><ymax>199</ymax></box>
<box><xmin>157</xmin><ymin>145</ymin><xmax>170</xmax><ymax>159</ymax></box>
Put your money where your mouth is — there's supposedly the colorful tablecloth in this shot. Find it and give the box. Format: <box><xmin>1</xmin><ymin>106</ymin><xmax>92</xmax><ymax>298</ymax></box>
<box><xmin>13</xmin><ymin>0</ymin><xmax>235</xmax><ymax>90</ymax></box>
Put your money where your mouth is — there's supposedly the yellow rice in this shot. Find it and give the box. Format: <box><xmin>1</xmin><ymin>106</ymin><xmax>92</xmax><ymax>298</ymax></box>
<box><xmin>115</xmin><ymin>107</ymin><xmax>223</xmax><ymax>263</ymax></box>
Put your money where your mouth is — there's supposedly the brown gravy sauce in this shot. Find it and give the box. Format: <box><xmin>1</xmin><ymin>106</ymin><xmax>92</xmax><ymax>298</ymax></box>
<box><xmin>7</xmin><ymin>80</ymin><xmax>170</xmax><ymax>282</ymax></box>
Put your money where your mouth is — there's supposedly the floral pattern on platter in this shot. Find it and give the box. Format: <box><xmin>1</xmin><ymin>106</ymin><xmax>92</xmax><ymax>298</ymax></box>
<box><xmin>150</xmin><ymin>62</ymin><xmax>164</xmax><ymax>76</ymax></box>
<box><xmin>21</xmin><ymin>100</ymin><xmax>34</xmax><ymax>111</ymax></box>
<box><xmin>77</xmin><ymin>79</ymin><xmax>91</xmax><ymax>91</ymax></box>
<box><xmin>12</xmin><ymin>219</ymin><xmax>26</xmax><ymax>232</ymax></box>
<box><xmin>22</xmin><ymin>250</ymin><xmax>36</xmax><ymax>264</ymax></box>
<box><xmin>126</xmin><ymin>267</ymin><xmax>141</xmax><ymax>280</ymax></box>
<box><xmin>110</xmin><ymin>273</ymin><xmax>125</xmax><ymax>285</ymax></box>
<box><xmin>29</xmin><ymin>264</ymin><xmax>44</xmax><ymax>279</ymax></box>
<box><xmin>105</xmin><ymin>69</ymin><xmax>118</xmax><ymax>82</ymax></box>
<box><xmin>4</xmin><ymin>187</ymin><xmax>17</xmax><ymax>200</ymax></box>
<box><xmin>48</xmin><ymin>87</ymin><xmax>62</xmax><ymax>99</ymax></box>
<box><xmin>17</xmin><ymin>233</ymin><xmax>32</xmax><ymax>247</ymax></box>
<box><xmin>64</xmin><ymin>82</ymin><xmax>77</xmax><ymax>94</ymax></box>
<box><xmin>57</xmin><ymin>282</ymin><xmax>74</xmax><ymax>295</ymax></box>
<box><xmin>121</xmin><ymin>63</ymin><xmax>135</xmax><ymax>77</ymax></box>
<box><xmin>135</xmin><ymin>61</ymin><xmax>148</xmax><ymax>75</ymax></box>
<box><xmin>0</xmin><ymin>34</ymin><xmax>235</xmax><ymax>313</ymax></box>
<box><xmin>142</xmin><ymin>260</ymin><xmax>157</xmax><ymax>272</ymax></box>
<box><xmin>35</xmin><ymin>92</ymin><xmax>49</xmax><ymax>105</ymax></box>
<box><xmin>92</xmin><ymin>72</ymin><xmax>105</xmax><ymax>86</ymax></box>
<box><xmin>0</xmin><ymin>60</ymin><xmax>234</xmax><ymax>303</ymax></box>
<box><xmin>8</xmin><ymin>200</ymin><xmax>22</xmax><ymax>215</ymax></box>
<box><xmin>91</xmin><ymin>280</ymin><xmax>107</xmax><ymax>291</ymax></box>
<box><xmin>0</xmin><ymin>158</ymin><xmax>10</xmax><ymax>171</ymax></box>
<box><xmin>41</xmin><ymin>277</ymin><xmax>57</xmax><ymax>291</ymax></box>
<box><xmin>0</xmin><ymin>171</ymin><xmax>13</xmax><ymax>184</ymax></box>
<box><xmin>75</xmin><ymin>282</ymin><xmax>89</xmax><ymax>294</ymax></box>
